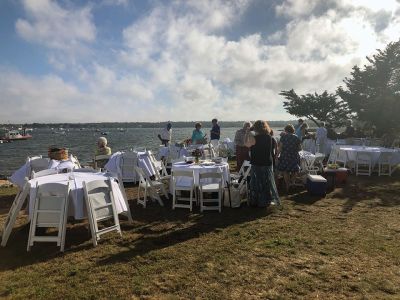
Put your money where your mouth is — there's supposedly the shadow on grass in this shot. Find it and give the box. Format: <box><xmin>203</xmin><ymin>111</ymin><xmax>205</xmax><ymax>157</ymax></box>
<box><xmin>0</xmin><ymin>192</ymin><xmax>272</xmax><ymax>270</ymax></box>
<box><xmin>285</xmin><ymin>190</ymin><xmax>325</xmax><ymax>206</ymax></box>
<box><xmin>328</xmin><ymin>174</ymin><xmax>400</xmax><ymax>213</ymax></box>
<box><xmin>96</xmin><ymin>197</ymin><xmax>273</xmax><ymax>266</ymax></box>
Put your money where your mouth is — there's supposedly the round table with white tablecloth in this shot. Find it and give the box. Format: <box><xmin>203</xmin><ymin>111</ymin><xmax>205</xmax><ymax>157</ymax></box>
<box><xmin>27</xmin><ymin>172</ymin><xmax>128</xmax><ymax>220</ymax></box>
<box><xmin>336</xmin><ymin>145</ymin><xmax>400</xmax><ymax>169</ymax></box>
<box><xmin>170</xmin><ymin>161</ymin><xmax>230</xmax><ymax>191</ymax></box>
<box><xmin>105</xmin><ymin>151</ymin><xmax>156</xmax><ymax>180</ymax></box>
<box><xmin>10</xmin><ymin>156</ymin><xmax>78</xmax><ymax>188</ymax></box>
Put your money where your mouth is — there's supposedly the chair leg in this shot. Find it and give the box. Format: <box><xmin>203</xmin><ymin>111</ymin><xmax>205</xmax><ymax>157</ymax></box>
<box><xmin>200</xmin><ymin>188</ymin><xmax>203</xmax><ymax>212</ymax></box>
<box><xmin>143</xmin><ymin>187</ymin><xmax>147</xmax><ymax>208</ymax></box>
<box><xmin>172</xmin><ymin>191</ymin><xmax>176</xmax><ymax>210</ymax></box>
<box><xmin>190</xmin><ymin>188</ymin><xmax>193</xmax><ymax>212</ymax></box>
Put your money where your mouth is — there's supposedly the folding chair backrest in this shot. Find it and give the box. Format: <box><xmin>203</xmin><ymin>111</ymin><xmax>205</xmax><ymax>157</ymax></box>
<box><xmin>356</xmin><ymin>152</ymin><xmax>372</xmax><ymax>162</ymax></box>
<box><xmin>27</xmin><ymin>182</ymin><xmax>70</xmax><ymax>251</ymax></box>
<box><xmin>172</xmin><ymin>169</ymin><xmax>195</xmax><ymax>181</ymax></box>
<box><xmin>70</xmin><ymin>154</ymin><xmax>81</xmax><ymax>168</ymax></box>
<box><xmin>134</xmin><ymin>166</ymin><xmax>150</xmax><ymax>186</ymax></box>
<box><xmin>199</xmin><ymin>172</ymin><xmax>223</xmax><ymax>181</ymax></box>
<box><xmin>327</xmin><ymin>147</ymin><xmax>339</xmax><ymax>164</ymax></box>
<box><xmin>238</xmin><ymin>164</ymin><xmax>251</xmax><ymax>188</ymax></box>
<box><xmin>146</xmin><ymin>150</ymin><xmax>164</xmax><ymax>180</ymax></box>
<box><xmin>238</xmin><ymin>160</ymin><xmax>251</xmax><ymax>176</ymax></box>
<box><xmin>83</xmin><ymin>179</ymin><xmax>121</xmax><ymax>246</ymax></box>
<box><xmin>32</xmin><ymin>169</ymin><xmax>59</xmax><ymax>178</ymax></box>
<box><xmin>120</xmin><ymin>152</ymin><xmax>138</xmax><ymax>180</ymax></box>
<box><xmin>29</xmin><ymin>157</ymin><xmax>50</xmax><ymax>174</ymax></box>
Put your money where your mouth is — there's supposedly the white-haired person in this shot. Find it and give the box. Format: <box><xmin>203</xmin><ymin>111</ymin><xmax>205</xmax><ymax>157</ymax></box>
<box><xmin>96</xmin><ymin>137</ymin><xmax>112</xmax><ymax>156</ymax></box>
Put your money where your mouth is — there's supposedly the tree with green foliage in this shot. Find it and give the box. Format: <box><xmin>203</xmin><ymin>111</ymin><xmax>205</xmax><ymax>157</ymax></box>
<box><xmin>279</xmin><ymin>89</ymin><xmax>351</xmax><ymax>127</ymax></box>
<box><xmin>337</xmin><ymin>40</ymin><xmax>400</xmax><ymax>136</ymax></box>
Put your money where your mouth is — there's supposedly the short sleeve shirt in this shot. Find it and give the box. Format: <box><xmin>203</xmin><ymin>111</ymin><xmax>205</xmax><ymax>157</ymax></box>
<box><xmin>210</xmin><ymin>124</ymin><xmax>220</xmax><ymax>140</ymax></box>
<box><xmin>160</xmin><ymin>128</ymin><xmax>171</xmax><ymax>141</ymax></box>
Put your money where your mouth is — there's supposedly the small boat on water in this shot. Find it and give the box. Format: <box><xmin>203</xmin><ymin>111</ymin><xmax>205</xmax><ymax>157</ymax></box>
<box><xmin>1</xmin><ymin>129</ymin><xmax>32</xmax><ymax>141</ymax></box>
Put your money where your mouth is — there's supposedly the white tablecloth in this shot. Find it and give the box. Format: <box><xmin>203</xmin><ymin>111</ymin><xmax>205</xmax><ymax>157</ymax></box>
<box><xmin>27</xmin><ymin>172</ymin><xmax>127</xmax><ymax>220</ymax></box>
<box><xmin>336</xmin><ymin>145</ymin><xmax>400</xmax><ymax>168</ymax></box>
<box><xmin>170</xmin><ymin>162</ymin><xmax>230</xmax><ymax>190</ymax></box>
<box><xmin>158</xmin><ymin>146</ymin><xmax>189</xmax><ymax>160</ymax></box>
<box><xmin>10</xmin><ymin>157</ymin><xmax>77</xmax><ymax>188</ymax></box>
<box><xmin>105</xmin><ymin>151</ymin><xmax>156</xmax><ymax>180</ymax></box>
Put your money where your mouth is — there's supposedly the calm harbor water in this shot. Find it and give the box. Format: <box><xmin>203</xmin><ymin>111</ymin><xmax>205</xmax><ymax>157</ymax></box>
<box><xmin>0</xmin><ymin>126</ymin><xmax>282</xmax><ymax>176</ymax></box>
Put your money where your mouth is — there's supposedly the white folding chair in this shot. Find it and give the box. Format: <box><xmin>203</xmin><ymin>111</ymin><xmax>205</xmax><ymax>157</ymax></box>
<box><xmin>171</xmin><ymin>169</ymin><xmax>196</xmax><ymax>211</ymax></box>
<box><xmin>355</xmin><ymin>152</ymin><xmax>372</xmax><ymax>176</ymax></box>
<box><xmin>135</xmin><ymin>166</ymin><xmax>166</xmax><ymax>208</ymax></box>
<box><xmin>328</xmin><ymin>146</ymin><xmax>350</xmax><ymax>169</ymax></box>
<box><xmin>32</xmin><ymin>169</ymin><xmax>59</xmax><ymax>178</ymax></box>
<box><xmin>28</xmin><ymin>157</ymin><xmax>50</xmax><ymax>178</ymax></box>
<box><xmin>83</xmin><ymin>179</ymin><xmax>122</xmax><ymax>247</ymax></box>
<box><xmin>305</xmin><ymin>155</ymin><xmax>324</xmax><ymax>175</ymax></box>
<box><xmin>227</xmin><ymin>164</ymin><xmax>252</xmax><ymax>208</ymax></box>
<box><xmin>27</xmin><ymin>182</ymin><xmax>70</xmax><ymax>252</ymax></box>
<box><xmin>118</xmin><ymin>151</ymin><xmax>138</xmax><ymax>183</ymax></box>
<box><xmin>146</xmin><ymin>150</ymin><xmax>171</xmax><ymax>182</ymax></box>
<box><xmin>327</xmin><ymin>147</ymin><xmax>339</xmax><ymax>165</ymax></box>
<box><xmin>94</xmin><ymin>154</ymin><xmax>111</xmax><ymax>171</ymax></box>
<box><xmin>230</xmin><ymin>160</ymin><xmax>251</xmax><ymax>182</ymax></box>
<box><xmin>70</xmin><ymin>154</ymin><xmax>82</xmax><ymax>168</ymax></box>
<box><xmin>378</xmin><ymin>152</ymin><xmax>393</xmax><ymax>176</ymax></box>
<box><xmin>202</xmin><ymin>144</ymin><xmax>216</xmax><ymax>159</ymax></box>
<box><xmin>199</xmin><ymin>172</ymin><xmax>223</xmax><ymax>213</ymax></box>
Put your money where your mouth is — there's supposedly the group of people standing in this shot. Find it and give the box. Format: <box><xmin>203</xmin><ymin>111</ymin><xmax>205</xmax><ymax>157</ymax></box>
<box><xmin>234</xmin><ymin>120</ymin><xmax>301</xmax><ymax>207</ymax></box>
<box><xmin>158</xmin><ymin>119</ymin><xmax>221</xmax><ymax>147</ymax></box>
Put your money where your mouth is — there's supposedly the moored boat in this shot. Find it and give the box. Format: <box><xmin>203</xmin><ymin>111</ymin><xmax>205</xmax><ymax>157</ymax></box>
<box><xmin>1</xmin><ymin>129</ymin><xmax>32</xmax><ymax>141</ymax></box>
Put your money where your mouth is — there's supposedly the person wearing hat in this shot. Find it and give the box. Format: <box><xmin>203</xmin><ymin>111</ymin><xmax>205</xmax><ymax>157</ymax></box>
<box><xmin>96</xmin><ymin>137</ymin><xmax>112</xmax><ymax>156</ymax></box>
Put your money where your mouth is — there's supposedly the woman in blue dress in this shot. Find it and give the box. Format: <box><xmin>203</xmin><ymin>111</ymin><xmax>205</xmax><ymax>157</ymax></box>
<box><xmin>277</xmin><ymin>124</ymin><xmax>301</xmax><ymax>191</ymax></box>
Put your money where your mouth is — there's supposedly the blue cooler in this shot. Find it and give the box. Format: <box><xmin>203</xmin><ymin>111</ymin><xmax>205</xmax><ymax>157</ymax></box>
<box><xmin>306</xmin><ymin>174</ymin><xmax>327</xmax><ymax>196</ymax></box>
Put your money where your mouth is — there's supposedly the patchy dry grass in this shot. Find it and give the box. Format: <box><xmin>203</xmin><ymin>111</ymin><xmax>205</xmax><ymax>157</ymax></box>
<box><xmin>1</xmin><ymin>170</ymin><xmax>400</xmax><ymax>299</ymax></box>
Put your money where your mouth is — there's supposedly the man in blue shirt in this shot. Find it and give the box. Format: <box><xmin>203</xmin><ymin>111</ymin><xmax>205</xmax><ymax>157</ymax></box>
<box><xmin>210</xmin><ymin>118</ymin><xmax>220</xmax><ymax>153</ymax></box>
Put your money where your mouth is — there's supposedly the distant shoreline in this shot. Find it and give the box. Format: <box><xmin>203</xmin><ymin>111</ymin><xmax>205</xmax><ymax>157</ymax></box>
<box><xmin>1</xmin><ymin>120</ymin><xmax>299</xmax><ymax>129</ymax></box>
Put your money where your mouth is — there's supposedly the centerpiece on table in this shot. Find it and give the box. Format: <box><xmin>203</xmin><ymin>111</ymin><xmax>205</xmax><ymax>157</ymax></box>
<box><xmin>191</xmin><ymin>148</ymin><xmax>203</xmax><ymax>164</ymax></box>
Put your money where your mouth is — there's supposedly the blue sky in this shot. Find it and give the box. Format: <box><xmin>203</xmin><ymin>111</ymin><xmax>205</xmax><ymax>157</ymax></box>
<box><xmin>1</xmin><ymin>0</ymin><xmax>399</xmax><ymax>123</ymax></box>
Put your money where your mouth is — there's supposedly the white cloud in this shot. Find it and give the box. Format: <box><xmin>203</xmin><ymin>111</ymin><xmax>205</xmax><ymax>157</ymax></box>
<box><xmin>3</xmin><ymin>0</ymin><xmax>400</xmax><ymax>123</ymax></box>
<box><xmin>16</xmin><ymin>0</ymin><xmax>96</xmax><ymax>52</ymax></box>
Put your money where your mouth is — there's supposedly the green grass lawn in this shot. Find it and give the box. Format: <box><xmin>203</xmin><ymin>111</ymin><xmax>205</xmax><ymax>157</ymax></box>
<box><xmin>1</xmin><ymin>172</ymin><xmax>400</xmax><ymax>299</ymax></box>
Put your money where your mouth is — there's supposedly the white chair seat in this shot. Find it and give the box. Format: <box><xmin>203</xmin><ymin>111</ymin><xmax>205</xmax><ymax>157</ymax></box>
<box><xmin>172</xmin><ymin>169</ymin><xmax>196</xmax><ymax>211</ymax></box>
<box><xmin>200</xmin><ymin>183</ymin><xmax>220</xmax><ymax>191</ymax></box>
<box><xmin>174</xmin><ymin>185</ymin><xmax>194</xmax><ymax>191</ymax></box>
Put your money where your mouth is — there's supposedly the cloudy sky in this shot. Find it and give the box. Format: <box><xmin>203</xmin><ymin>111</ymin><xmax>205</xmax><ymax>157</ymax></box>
<box><xmin>1</xmin><ymin>0</ymin><xmax>399</xmax><ymax>123</ymax></box>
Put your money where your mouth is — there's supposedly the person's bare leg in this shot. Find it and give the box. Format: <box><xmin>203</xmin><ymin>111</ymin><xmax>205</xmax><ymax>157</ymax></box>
<box><xmin>283</xmin><ymin>171</ymin><xmax>290</xmax><ymax>191</ymax></box>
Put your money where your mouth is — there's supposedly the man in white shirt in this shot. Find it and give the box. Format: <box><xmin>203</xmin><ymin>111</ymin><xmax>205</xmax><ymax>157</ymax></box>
<box><xmin>316</xmin><ymin>122</ymin><xmax>328</xmax><ymax>154</ymax></box>
<box><xmin>158</xmin><ymin>123</ymin><xmax>172</xmax><ymax>146</ymax></box>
